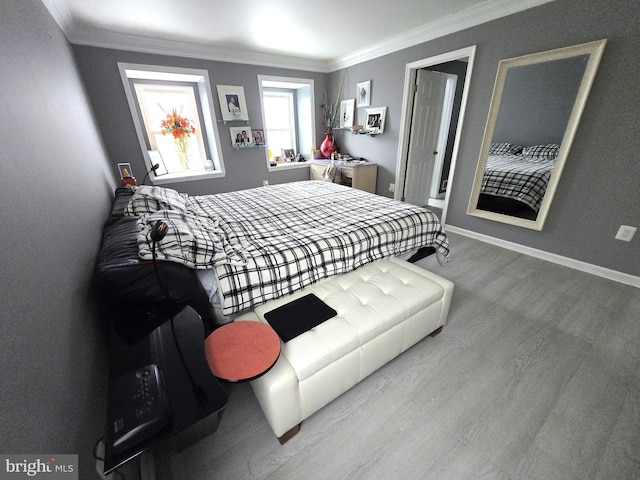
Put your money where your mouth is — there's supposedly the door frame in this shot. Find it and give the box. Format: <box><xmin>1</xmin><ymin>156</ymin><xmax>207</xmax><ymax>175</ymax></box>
<box><xmin>394</xmin><ymin>45</ymin><xmax>477</xmax><ymax>226</ymax></box>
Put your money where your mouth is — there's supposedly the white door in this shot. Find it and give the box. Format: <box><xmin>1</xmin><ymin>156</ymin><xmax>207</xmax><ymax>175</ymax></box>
<box><xmin>403</xmin><ymin>69</ymin><xmax>447</xmax><ymax>206</ymax></box>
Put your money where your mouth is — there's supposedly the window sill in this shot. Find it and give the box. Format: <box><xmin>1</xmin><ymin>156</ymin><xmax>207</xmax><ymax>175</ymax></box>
<box><xmin>151</xmin><ymin>170</ymin><xmax>225</xmax><ymax>185</ymax></box>
<box><xmin>267</xmin><ymin>162</ymin><xmax>310</xmax><ymax>172</ymax></box>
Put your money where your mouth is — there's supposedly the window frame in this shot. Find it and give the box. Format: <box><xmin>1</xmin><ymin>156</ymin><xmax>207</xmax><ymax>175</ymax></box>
<box><xmin>118</xmin><ymin>63</ymin><xmax>226</xmax><ymax>184</ymax></box>
<box><xmin>257</xmin><ymin>75</ymin><xmax>316</xmax><ymax>172</ymax></box>
<box><xmin>262</xmin><ymin>89</ymin><xmax>297</xmax><ymax>157</ymax></box>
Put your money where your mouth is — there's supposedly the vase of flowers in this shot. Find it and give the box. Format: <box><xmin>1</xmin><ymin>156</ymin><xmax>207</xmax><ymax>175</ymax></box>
<box><xmin>161</xmin><ymin>108</ymin><xmax>196</xmax><ymax>171</ymax></box>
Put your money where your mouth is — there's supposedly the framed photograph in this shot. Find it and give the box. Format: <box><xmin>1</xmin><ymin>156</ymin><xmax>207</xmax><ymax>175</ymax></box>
<box><xmin>117</xmin><ymin>162</ymin><xmax>133</xmax><ymax>179</ymax></box>
<box><xmin>217</xmin><ymin>85</ymin><xmax>249</xmax><ymax>121</ymax></box>
<box><xmin>356</xmin><ymin>81</ymin><xmax>371</xmax><ymax>107</ymax></box>
<box><xmin>229</xmin><ymin>126</ymin><xmax>253</xmax><ymax>147</ymax></box>
<box><xmin>253</xmin><ymin>130</ymin><xmax>265</xmax><ymax>145</ymax></box>
<box><xmin>281</xmin><ymin>148</ymin><xmax>295</xmax><ymax>162</ymax></box>
<box><xmin>340</xmin><ymin>99</ymin><xmax>355</xmax><ymax>128</ymax></box>
<box><xmin>147</xmin><ymin>150</ymin><xmax>168</xmax><ymax>176</ymax></box>
<box><xmin>365</xmin><ymin>107</ymin><xmax>387</xmax><ymax>134</ymax></box>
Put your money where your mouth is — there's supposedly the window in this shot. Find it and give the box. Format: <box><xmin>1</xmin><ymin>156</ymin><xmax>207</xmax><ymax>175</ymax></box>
<box><xmin>263</xmin><ymin>90</ymin><xmax>296</xmax><ymax>157</ymax></box>
<box><xmin>119</xmin><ymin>63</ymin><xmax>225</xmax><ymax>183</ymax></box>
<box><xmin>258</xmin><ymin>76</ymin><xmax>315</xmax><ymax>170</ymax></box>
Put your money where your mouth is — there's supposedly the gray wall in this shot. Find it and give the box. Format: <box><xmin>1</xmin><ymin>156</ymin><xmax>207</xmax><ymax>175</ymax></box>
<box><xmin>72</xmin><ymin>46</ymin><xmax>328</xmax><ymax>196</ymax></box>
<box><xmin>332</xmin><ymin>0</ymin><xmax>640</xmax><ymax>277</ymax></box>
<box><xmin>0</xmin><ymin>1</ymin><xmax>114</xmax><ymax>478</ymax></box>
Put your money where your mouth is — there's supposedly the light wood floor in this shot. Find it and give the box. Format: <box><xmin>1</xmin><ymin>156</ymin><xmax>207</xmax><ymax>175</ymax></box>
<box><xmin>153</xmin><ymin>232</ymin><xmax>640</xmax><ymax>480</ymax></box>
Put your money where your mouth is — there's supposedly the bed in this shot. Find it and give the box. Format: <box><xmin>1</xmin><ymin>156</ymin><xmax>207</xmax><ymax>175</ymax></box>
<box><xmin>95</xmin><ymin>180</ymin><xmax>449</xmax><ymax>339</ymax></box>
<box><xmin>478</xmin><ymin>143</ymin><xmax>559</xmax><ymax>219</ymax></box>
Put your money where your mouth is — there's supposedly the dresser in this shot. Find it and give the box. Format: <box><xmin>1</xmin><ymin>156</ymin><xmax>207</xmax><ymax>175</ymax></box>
<box><xmin>309</xmin><ymin>161</ymin><xmax>377</xmax><ymax>193</ymax></box>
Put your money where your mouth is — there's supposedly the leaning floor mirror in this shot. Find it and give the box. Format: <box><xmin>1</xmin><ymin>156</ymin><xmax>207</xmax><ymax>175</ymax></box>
<box><xmin>467</xmin><ymin>39</ymin><xmax>606</xmax><ymax>230</ymax></box>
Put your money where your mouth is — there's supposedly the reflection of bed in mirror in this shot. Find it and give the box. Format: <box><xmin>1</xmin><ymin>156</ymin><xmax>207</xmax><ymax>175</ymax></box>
<box><xmin>478</xmin><ymin>142</ymin><xmax>559</xmax><ymax>220</ymax></box>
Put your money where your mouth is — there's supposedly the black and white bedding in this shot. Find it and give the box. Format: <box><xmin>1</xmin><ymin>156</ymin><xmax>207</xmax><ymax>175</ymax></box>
<box><xmin>481</xmin><ymin>143</ymin><xmax>559</xmax><ymax>212</ymax></box>
<box><xmin>128</xmin><ymin>181</ymin><xmax>450</xmax><ymax>315</ymax></box>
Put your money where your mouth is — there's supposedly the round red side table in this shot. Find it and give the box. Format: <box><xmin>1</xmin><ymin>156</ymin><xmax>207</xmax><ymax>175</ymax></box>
<box><xmin>204</xmin><ymin>321</ymin><xmax>280</xmax><ymax>382</ymax></box>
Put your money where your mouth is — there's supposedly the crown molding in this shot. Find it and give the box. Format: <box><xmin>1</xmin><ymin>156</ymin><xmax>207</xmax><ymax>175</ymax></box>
<box><xmin>68</xmin><ymin>26</ymin><xmax>328</xmax><ymax>72</ymax></box>
<box><xmin>41</xmin><ymin>0</ymin><xmax>73</xmax><ymax>32</ymax></box>
<box><xmin>327</xmin><ymin>0</ymin><xmax>556</xmax><ymax>71</ymax></box>
<box><xmin>42</xmin><ymin>0</ymin><xmax>555</xmax><ymax>73</ymax></box>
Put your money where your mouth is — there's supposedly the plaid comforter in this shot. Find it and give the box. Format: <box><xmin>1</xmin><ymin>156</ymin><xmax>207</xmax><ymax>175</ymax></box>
<box><xmin>481</xmin><ymin>154</ymin><xmax>555</xmax><ymax>212</ymax></box>
<box><xmin>134</xmin><ymin>181</ymin><xmax>449</xmax><ymax>315</ymax></box>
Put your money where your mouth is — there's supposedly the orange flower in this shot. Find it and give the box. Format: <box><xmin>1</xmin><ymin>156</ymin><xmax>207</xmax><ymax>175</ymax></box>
<box><xmin>161</xmin><ymin>109</ymin><xmax>196</xmax><ymax>138</ymax></box>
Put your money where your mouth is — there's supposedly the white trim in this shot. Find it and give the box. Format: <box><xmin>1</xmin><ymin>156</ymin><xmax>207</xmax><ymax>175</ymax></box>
<box><xmin>445</xmin><ymin>225</ymin><xmax>640</xmax><ymax>288</ymax></box>
<box><xmin>430</xmin><ymin>74</ymin><xmax>457</xmax><ymax>198</ymax></box>
<box><xmin>257</xmin><ymin>75</ymin><xmax>316</xmax><ymax>170</ymax></box>
<box><xmin>43</xmin><ymin>0</ymin><xmax>554</xmax><ymax>73</ymax></box>
<box><xmin>466</xmin><ymin>39</ymin><xmax>607</xmax><ymax>231</ymax></box>
<box><xmin>395</xmin><ymin>45</ymin><xmax>477</xmax><ymax>227</ymax></box>
<box><xmin>327</xmin><ymin>0</ymin><xmax>555</xmax><ymax>71</ymax></box>
<box><xmin>151</xmin><ymin>170</ymin><xmax>225</xmax><ymax>185</ymax></box>
<box><xmin>267</xmin><ymin>162</ymin><xmax>310</xmax><ymax>173</ymax></box>
<box><xmin>118</xmin><ymin>62</ymin><xmax>226</xmax><ymax>182</ymax></box>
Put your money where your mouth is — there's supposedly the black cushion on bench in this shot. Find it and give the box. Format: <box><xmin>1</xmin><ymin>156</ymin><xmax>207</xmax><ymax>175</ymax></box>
<box><xmin>264</xmin><ymin>293</ymin><xmax>337</xmax><ymax>342</ymax></box>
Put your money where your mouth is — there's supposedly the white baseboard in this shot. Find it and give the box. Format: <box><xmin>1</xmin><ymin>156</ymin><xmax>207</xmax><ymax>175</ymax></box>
<box><xmin>445</xmin><ymin>225</ymin><xmax>640</xmax><ymax>288</ymax></box>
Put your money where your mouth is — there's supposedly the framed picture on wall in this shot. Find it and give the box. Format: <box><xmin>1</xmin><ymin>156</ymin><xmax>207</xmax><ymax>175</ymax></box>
<box><xmin>340</xmin><ymin>99</ymin><xmax>355</xmax><ymax>128</ymax></box>
<box><xmin>253</xmin><ymin>130</ymin><xmax>265</xmax><ymax>145</ymax></box>
<box><xmin>356</xmin><ymin>81</ymin><xmax>371</xmax><ymax>107</ymax></box>
<box><xmin>364</xmin><ymin>106</ymin><xmax>387</xmax><ymax>134</ymax></box>
<box><xmin>229</xmin><ymin>126</ymin><xmax>253</xmax><ymax>147</ymax></box>
<box><xmin>217</xmin><ymin>85</ymin><xmax>249</xmax><ymax>121</ymax></box>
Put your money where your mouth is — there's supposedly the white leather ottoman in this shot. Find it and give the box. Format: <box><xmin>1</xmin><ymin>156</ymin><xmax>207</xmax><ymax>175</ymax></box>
<box><xmin>237</xmin><ymin>257</ymin><xmax>454</xmax><ymax>443</ymax></box>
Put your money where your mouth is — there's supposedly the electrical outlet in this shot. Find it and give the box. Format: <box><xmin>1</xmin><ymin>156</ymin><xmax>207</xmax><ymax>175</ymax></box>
<box><xmin>388</xmin><ymin>183</ymin><xmax>395</xmax><ymax>193</ymax></box>
<box><xmin>263</xmin><ymin>180</ymin><xmax>269</xmax><ymax>186</ymax></box>
<box><xmin>615</xmin><ymin>225</ymin><xmax>636</xmax><ymax>241</ymax></box>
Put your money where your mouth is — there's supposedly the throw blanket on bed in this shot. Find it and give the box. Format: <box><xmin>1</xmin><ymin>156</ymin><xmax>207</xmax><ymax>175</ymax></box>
<box><xmin>481</xmin><ymin>154</ymin><xmax>555</xmax><ymax>212</ymax></box>
<box><xmin>132</xmin><ymin>181</ymin><xmax>449</xmax><ymax>314</ymax></box>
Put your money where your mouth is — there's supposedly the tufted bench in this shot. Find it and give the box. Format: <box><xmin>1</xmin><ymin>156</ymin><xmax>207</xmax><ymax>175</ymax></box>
<box><xmin>237</xmin><ymin>257</ymin><xmax>454</xmax><ymax>443</ymax></box>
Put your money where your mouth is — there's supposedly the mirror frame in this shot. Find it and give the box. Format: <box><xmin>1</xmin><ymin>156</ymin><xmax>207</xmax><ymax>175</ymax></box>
<box><xmin>467</xmin><ymin>39</ymin><xmax>606</xmax><ymax>230</ymax></box>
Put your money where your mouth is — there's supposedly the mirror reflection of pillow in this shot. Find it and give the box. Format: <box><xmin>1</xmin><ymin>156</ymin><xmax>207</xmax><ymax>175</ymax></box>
<box><xmin>125</xmin><ymin>185</ymin><xmax>189</xmax><ymax>216</ymax></box>
<box><xmin>522</xmin><ymin>144</ymin><xmax>560</xmax><ymax>158</ymax></box>
<box><xmin>489</xmin><ymin>143</ymin><xmax>523</xmax><ymax>155</ymax></box>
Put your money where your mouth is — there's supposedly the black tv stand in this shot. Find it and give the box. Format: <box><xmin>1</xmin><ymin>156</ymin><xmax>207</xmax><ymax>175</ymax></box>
<box><xmin>104</xmin><ymin>307</ymin><xmax>228</xmax><ymax>475</ymax></box>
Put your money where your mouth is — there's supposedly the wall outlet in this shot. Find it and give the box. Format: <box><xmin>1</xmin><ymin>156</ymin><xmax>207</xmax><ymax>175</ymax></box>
<box><xmin>388</xmin><ymin>183</ymin><xmax>395</xmax><ymax>193</ymax></box>
<box><xmin>263</xmin><ymin>180</ymin><xmax>269</xmax><ymax>186</ymax></box>
<box><xmin>615</xmin><ymin>225</ymin><xmax>636</xmax><ymax>241</ymax></box>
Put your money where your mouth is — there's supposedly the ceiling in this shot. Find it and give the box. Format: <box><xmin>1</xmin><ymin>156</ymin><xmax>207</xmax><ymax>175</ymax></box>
<box><xmin>42</xmin><ymin>0</ymin><xmax>554</xmax><ymax>71</ymax></box>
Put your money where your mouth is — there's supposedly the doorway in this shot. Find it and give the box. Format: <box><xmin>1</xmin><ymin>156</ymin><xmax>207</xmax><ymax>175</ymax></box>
<box><xmin>394</xmin><ymin>46</ymin><xmax>477</xmax><ymax>226</ymax></box>
<box><xmin>404</xmin><ymin>69</ymin><xmax>457</xmax><ymax>207</ymax></box>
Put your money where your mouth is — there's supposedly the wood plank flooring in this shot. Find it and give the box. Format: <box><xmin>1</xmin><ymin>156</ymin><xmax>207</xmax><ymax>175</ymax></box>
<box><xmin>153</xmin><ymin>232</ymin><xmax>640</xmax><ymax>480</ymax></box>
